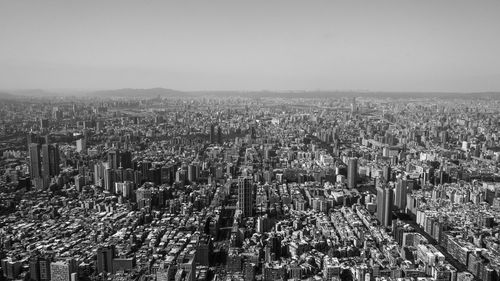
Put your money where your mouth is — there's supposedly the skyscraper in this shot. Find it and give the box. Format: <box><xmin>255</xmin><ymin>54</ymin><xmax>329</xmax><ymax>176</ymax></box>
<box><xmin>350</xmin><ymin>97</ymin><xmax>357</xmax><ymax>115</ymax></box>
<box><xmin>377</xmin><ymin>184</ymin><xmax>394</xmax><ymax>227</ymax></box>
<box><xmin>29</xmin><ymin>143</ymin><xmax>42</xmax><ymax>180</ymax></box>
<box><xmin>347</xmin><ymin>158</ymin><xmax>358</xmax><ymax>189</ymax></box>
<box><xmin>108</xmin><ymin>150</ymin><xmax>119</xmax><ymax>170</ymax></box>
<box><xmin>42</xmin><ymin>144</ymin><xmax>60</xmax><ymax>179</ymax></box>
<box><xmin>104</xmin><ymin>167</ymin><xmax>115</xmax><ymax>192</ymax></box>
<box><xmin>238</xmin><ymin>176</ymin><xmax>253</xmax><ymax>217</ymax></box>
<box><xmin>209</xmin><ymin>124</ymin><xmax>215</xmax><ymax>143</ymax></box>
<box><xmin>120</xmin><ymin>150</ymin><xmax>132</xmax><ymax>169</ymax></box>
<box><xmin>217</xmin><ymin>126</ymin><xmax>222</xmax><ymax>144</ymax></box>
<box><xmin>382</xmin><ymin>165</ymin><xmax>391</xmax><ymax>183</ymax></box>
<box><xmin>395</xmin><ymin>178</ymin><xmax>414</xmax><ymax>212</ymax></box>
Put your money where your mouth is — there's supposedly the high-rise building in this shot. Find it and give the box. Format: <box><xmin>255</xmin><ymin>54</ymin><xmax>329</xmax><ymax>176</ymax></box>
<box><xmin>395</xmin><ymin>178</ymin><xmax>414</xmax><ymax>211</ymax></box>
<box><xmin>42</xmin><ymin>144</ymin><xmax>60</xmax><ymax>180</ymax></box>
<box><xmin>238</xmin><ymin>177</ymin><xmax>254</xmax><ymax>217</ymax></box>
<box><xmin>347</xmin><ymin>158</ymin><xmax>358</xmax><ymax>189</ymax></box>
<box><xmin>94</xmin><ymin>162</ymin><xmax>106</xmax><ymax>187</ymax></box>
<box><xmin>1</xmin><ymin>258</ymin><xmax>21</xmax><ymax>280</ymax></box>
<box><xmin>187</xmin><ymin>163</ymin><xmax>199</xmax><ymax>183</ymax></box>
<box><xmin>96</xmin><ymin>245</ymin><xmax>115</xmax><ymax>274</ymax></box>
<box><xmin>217</xmin><ymin>126</ymin><xmax>222</xmax><ymax>144</ymax></box>
<box><xmin>29</xmin><ymin>256</ymin><xmax>51</xmax><ymax>281</ymax></box>
<box><xmin>120</xmin><ymin>151</ymin><xmax>132</xmax><ymax>169</ymax></box>
<box><xmin>382</xmin><ymin>165</ymin><xmax>391</xmax><ymax>183</ymax></box>
<box><xmin>39</xmin><ymin>257</ymin><xmax>51</xmax><ymax>281</ymax></box>
<box><xmin>29</xmin><ymin>257</ymin><xmax>41</xmax><ymax>281</ymax></box>
<box><xmin>40</xmin><ymin>119</ymin><xmax>49</xmax><ymax>130</ymax></box>
<box><xmin>107</xmin><ymin>150</ymin><xmax>119</xmax><ymax>170</ymax></box>
<box><xmin>377</xmin><ymin>184</ymin><xmax>394</xmax><ymax>227</ymax></box>
<box><xmin>209</xmin><ymin>124</ymin><xmax>215</xmax><ymax>143</ymax></box>
<box><xmin>350</xmin><ymin>97</ymin><xmax>357</xmax><ymax>114</ymax></box>
<box><xmin>104</xmin><ymin>168</ymin><xmax>115</xmax><ymax>192</ymax></box>
<box><xmin>50</xmin><ymin>259</ymin><xmax>77</xmax><ymax>281</ymax></box>
<box><xmin>29</xmin><ymin>143</ymin><xmax>42</xmax><ymax>180</ymax></box>
<box><xmin>76</xmin><ymin>139</ymin><xmax>86</xmax><ymax>153</ymax></box>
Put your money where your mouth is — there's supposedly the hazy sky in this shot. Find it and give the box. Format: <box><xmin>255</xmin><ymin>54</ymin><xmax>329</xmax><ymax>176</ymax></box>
<box><xmin>1</xmin><ymin>0</ymin><xmax>499</xmax><ymax>92</ymax></box>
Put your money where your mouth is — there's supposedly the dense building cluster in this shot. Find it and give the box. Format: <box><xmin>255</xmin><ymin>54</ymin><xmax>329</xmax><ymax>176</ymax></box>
<box><xmin>1</xmin><ymin>94</ymin><xmax>500</xmax><ymax>281</ymax></box>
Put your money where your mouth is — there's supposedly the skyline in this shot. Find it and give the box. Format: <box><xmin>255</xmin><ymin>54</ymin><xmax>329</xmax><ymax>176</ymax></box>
<box><xmin>1</xmin><ymin>0</ymin><xmax>500</xmax><ymax>92</ymax></box>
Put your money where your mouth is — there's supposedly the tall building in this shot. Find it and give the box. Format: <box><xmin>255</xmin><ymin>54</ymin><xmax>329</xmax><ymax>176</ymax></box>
<box><xmin>94</xmin><ymin>162</ymin><xmax>106</xmax><ymax>187</ymax></box>
<box><xmin>209</xmin><ymin>124</ymin><xmax>215</xmax><ymax>143</ymax></box>
<box><xmin>39</xmin><ymin>257</ymin><xmax>51</xmax><ymax>281</ymax></box>
<box><xmin>238</xmin><ymin>177</ymin><xmax>254</xmax><ymax>217</ymax></box>
<box><xmin>50</xmin><ymin>259</ymin><xmax>77</xmax><ymax>281</ymax></box>
<box><xmin>104</xmin><ymin>168</ymin><xmax>115</xmax><ymax>192</ymax></box>
<box><xmin>96</xmin><ymin>245</ymin><xmax>115</xmax><ymax>274</ymax></box>
<box><xmin>42</xmin><ymin>143</ymin><xmax>60</xmax><ymax>180</ymax></box>
<box><xmin>29</xmin><ymin>256</ymin><xmax>51</xmax><ymax>281</ymax></box>
<box><xmin>187</xmin><ymin>163</ymin><xmax>199</xmax><ymax>183</ymax></box>
<box><xmin>377</xmin><ymin>184</ymin><xmax>394</xmax><ymax>227</ymax></box>
<box><xmin>29</xmin><ymin>257</ymin><xmax>41</xmax><ymax>281</ymax></box>
<box><xmin>29</xmin><ymin>143</ymin><xmax>42</xmax><ymax>180</ymax></box>
<box><xmin>350</xmin><ymin>97</ymin><xmax>357</xmax><ymax>114</ymax></box>
<box><xmin>395</xmin><ymin>178</ymin><xmax>413</xmax><ymax>211</ymax></box>
<box><xmin>347</xmin><ymin>158</ymin><xmax>358</xmax><ymax>189</ymax></box>
<box><xmin>40</xmin><ymin>119</ymin><xmax>49</xmax><ymax>130</ymax></box>
<box><xmin>217</xmin><ymin>126</ymin><xmax>222</xmax><ymax>144</ymax></box>
<box><xmin>2</xmin><ymin>258</ymin><xmax>21</xmax><ymax>280</ymax></box>
<box><xmin>107</xmin><ymin>150</ymin><xmax>119</xmax><ymax>170</ymax></box>
<box><xmin>382</xmin><ymin>165</ymin><xmax>391</xmax><ymax>183</ymax></box>
<box><xmin>76</xmin><ymin>139</ymin><xmax>86</xmax><ymax>153</ymax></box>
<box><xmin>120</xmin><ymin>151</ymin><xmax>132</xmax><ymax>169</ymax></box>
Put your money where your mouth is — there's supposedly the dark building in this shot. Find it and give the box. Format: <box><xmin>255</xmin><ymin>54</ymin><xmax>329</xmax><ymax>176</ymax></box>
<box><xmin>209</xmin><ymin>124</ymin><xmax>215</xmax><ymax>143</ymax></box>
<box><xmin>377</xmin><ymin>184</ymin><xmax>394</xmax><ymax>227</ymax></box>
<box><xmin>41</xmin><ymin>143</ymin><xmax>60</xmax><ymax>179</ymax></box>
<box><xmin>108</xmin><ymin>150</ymin><xmax>119</xmax><ymax>170</ymax></box>
<box><xmin>238</xmin><ymin>177</ymin><xmax>254</xmax><ymax>218</ymax></box>
<box><xmin>217</xmin><ymin>126</ymin><xmax>222</xmax><ymax>144</ymax></box>
<box><xmin>347</xmin><ymin>158</ymin><xmax>358</xmax><ymax>189</ymax></box>
<box><xmin>29</xmin><ymin>143</ymin><xmax>42</xmax><ymax>180</ymax></box>
<box><xmin>97</xmin><ymin>245</ymin><xmax>115</xmax><ymax>274</ymax></box>
<box><xmin>382</xmin><ymin>165</ymin><xmax>391</xmax><ymax>183</ymax></box>
<box><xmin>29</xmin><ymin>256</ymin><xmax>51</xmax><ymax>281</ymax></box>
<box><xmin>40</xmin><ymin>119</ymin><xmax>49</xmax><ymax>130</ymax></box>
<box><xmin>120</xmin><ymin>151</ymin><xmax>132</xmax><ymax>169</ymax></box>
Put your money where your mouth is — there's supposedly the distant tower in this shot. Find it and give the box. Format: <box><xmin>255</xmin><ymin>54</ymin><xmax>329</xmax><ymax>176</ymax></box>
<box><xmin>350</xmin><ymin>97</ymin><xmax>357</xmax><ymax>114</ymax></box>
<box><xmin>209</xmin><ymin>124</ymin><xmax>215</xmax><ymax>143</ymax></box>
<box><xmin>40</xmin><ymin>119</ymin><xmax>49</xmax><ymax>130</ymax></box>
<box><xmin>217</xmin><ymin>126</ymin><xmax>222</xmax><ymax>144</ymax></box>
<box><xmin>238</xmin><ymin>177</ymin><xmax>254</xmax><ymax>217</ymax></box>
<box><xmin>377</xmin><ymin>184</ymin><xmax>394</xmax><ymax>227</ymax></box>
<box><xmin>347</xmin><ymin>158</ymin><xmax>358</xmax><ymax>189</ymax></box>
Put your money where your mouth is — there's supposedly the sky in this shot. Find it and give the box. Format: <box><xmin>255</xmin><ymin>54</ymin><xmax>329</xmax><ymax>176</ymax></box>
<box><xmin>0</xmin><ymin>0</ymin><xmax>499</xmax><ymax>92</ymax></box>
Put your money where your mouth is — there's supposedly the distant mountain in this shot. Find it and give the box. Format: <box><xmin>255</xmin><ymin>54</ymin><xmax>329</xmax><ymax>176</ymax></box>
<box><xmin>7</xmin><ymin>89</ymin><xmax>58</xmax><ymax>97</ymax></box>
<box><xmin>462</xmin><ymin>92</ymin><xmax>500</xmax><ymax>99</ymax></box>
<box><xmin>89</xmin><ymin>88</ymin><xmax>188</xmax><ymax>98</ymax></box>
<box><xmin>0</xmin><ymin>91</ymin><xmax>17</xmax><ymax>100</ymax></box>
